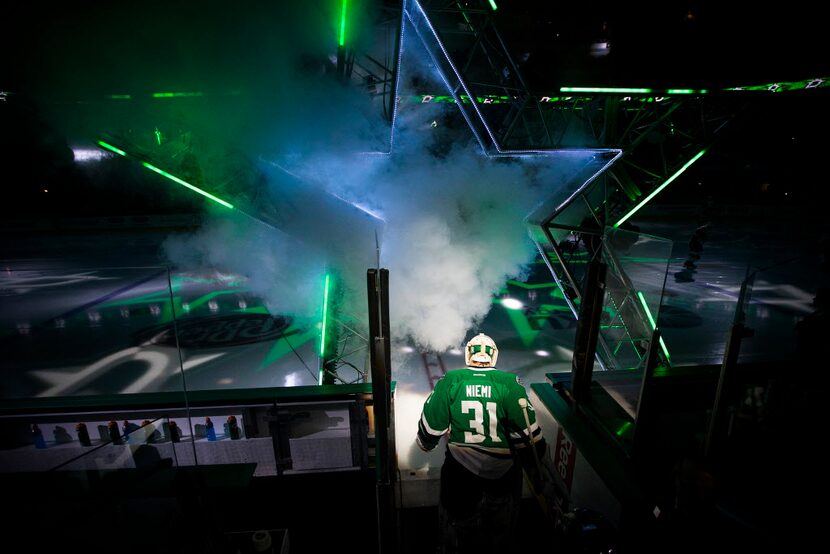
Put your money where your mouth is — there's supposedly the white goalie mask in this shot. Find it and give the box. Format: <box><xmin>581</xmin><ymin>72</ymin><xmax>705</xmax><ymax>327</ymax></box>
<box><xmin>465</xmin><ymin>333</ymin><xmax>498</xmax><ymax>368</ymax></box>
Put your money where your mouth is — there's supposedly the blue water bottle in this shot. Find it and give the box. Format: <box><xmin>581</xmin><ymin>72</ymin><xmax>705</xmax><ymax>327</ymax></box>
<box><xmin>206</xmin><ymin>417</ymin><xmax>217</xmax><ymax>441</ymax></box>
<box><xmin>31</xmin><ymin>424</ymin><xmax>46</xmax><ymax>449</ymax></box>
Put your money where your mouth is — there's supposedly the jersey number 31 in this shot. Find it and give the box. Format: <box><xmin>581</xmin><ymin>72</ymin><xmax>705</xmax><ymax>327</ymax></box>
<box><xmin>461</xmin><ymin>400</ymin><xmax>500</xmax><ymax>443</ymax></box>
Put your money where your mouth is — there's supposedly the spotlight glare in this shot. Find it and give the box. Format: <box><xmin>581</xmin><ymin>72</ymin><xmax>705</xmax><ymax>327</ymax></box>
<box><xmin>72</xmin><ymin>148</ymin><xmax>107</xmax><ymax>162</ymax></box>
<box><xmin>501</xmin><ymin>297</ymin><xmax>524</xmax><ymax>310</ymax></box>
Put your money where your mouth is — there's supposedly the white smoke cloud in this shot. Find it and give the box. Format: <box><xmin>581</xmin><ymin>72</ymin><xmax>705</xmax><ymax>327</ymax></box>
<box><xmin>275</xmin><ymin>144</ymin><xmax>540</xmax><ymax>352</ymax></box>
<box><xmin>163</xmin><ymin>212</ymin><xmax>325</xmax><ymax>320</ymax></box>
<box><xmin>160</xmin><ymin>1</ymin><xmax>585</xmax><ymax>354</ymax></box>
<box><xmin>373</xmin><ymin>151</ymin><xmax>540</xmax><ymax>351</ymax></box>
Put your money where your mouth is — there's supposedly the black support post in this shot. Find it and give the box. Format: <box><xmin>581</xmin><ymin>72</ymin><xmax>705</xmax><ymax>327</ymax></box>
<box><xmin>632</xmin><ymin>327</ymin><xmax>662</xmax><ymax>461</ymax></box>
<box><xmin>367</xmin><ymin>268</ymin><xmax>396</xmax><ymax>553</ymax></box>
<box><xmin>571</xmin><ymin>259</ymin><xmax>607</xmax><ymax>405</ymax></box>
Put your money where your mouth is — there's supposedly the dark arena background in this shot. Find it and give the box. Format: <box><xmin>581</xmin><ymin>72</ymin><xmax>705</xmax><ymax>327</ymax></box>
<box><xmin>1</xmin><ymin>2</ymin><xmax>827</xmax><ymax>553</ymax></box>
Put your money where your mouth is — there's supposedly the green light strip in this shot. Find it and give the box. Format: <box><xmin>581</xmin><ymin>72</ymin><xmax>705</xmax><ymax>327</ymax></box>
<box><xmin>560</xmin><ymin>86</ymin><xmax>652</xmax><ymax>94</ymax></box>
<box><xmin>418</xmin><ymin>79</ymin><xmax>827</xmax><ymax>101</ymax></box>
<box><xmin>106</xmin><ymin>94</ymin><xmax>131</xmax><ymax>100</ymax></box>
<box><xmin>141</xmin><ymin>162</ymin><xmax>234</xmax><ymax>209</ymax></box>
<box><xmin>416</xmin><ymin>93</ymin><xmax>683</xmax><ymax>105</ymax></box>
<box><xmin>488</xmin><ymin>0</ymin><xmax>498</xmax><ymax>10</ymax></box>
<box><xmin>151</xmin><ymin>92</ymin><xmax>204</xmax><ymax>98</ymax></box>
<box><xmin>615</xmin><ymin>420</ymin><xmax>633</xmax><ymax>437</ymax></box>
<box><xmin>660</xmin><ymin>337</ymin><xmax>672</xmax><ymax>362</ymax></box>
<box><xmin>638</xmin><ymin>291</ymin><xmax>657</xmax><ymax>329</ymax></box>
<box><xmin>614</xmin><ymin>148</ymin><xmax>707</xmax><ymax>228</ymax></box>
<box><xmin>637</xmin><ymin>291</ymin><xmax>671</xmax><ymax>360</ymax></box>
<box><xmin>339</xmin><ymin>0</ymin><xmax>348</xmax><ymax>46</ymax></box>
<box><xmin>97</xmin><ymin>140</ymin><xmax>234</xmax><ymax>208</ymax></box>
<box><xmin>97</xmin><ymin>140</ymin><xmax>127</xmax><ymax>157</ymax></box>
<box><xmin>506</xmin><ymin>279</ymin><xmax>557</xmax><ymax>290</ymax></box>
<box><xmin>319</xmin><ymin>273</ymin><xmax>331</xmax><ymax>384</ymax></box>
<box><xmin>724</xmin><ymin>77</ymin><xmax>828</xmax><ymax>92</ymax></box>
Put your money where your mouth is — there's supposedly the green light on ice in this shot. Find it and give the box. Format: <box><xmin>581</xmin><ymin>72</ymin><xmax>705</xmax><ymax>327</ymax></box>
<box><xmin>488</xmin><ymin>0</ymin><xmax>498</xmax><ymax>10</ymax></box>
<box><xmin>141</xmin><ymin>162</ymin><xmax>234</xmax><ymax>209</ymax></box>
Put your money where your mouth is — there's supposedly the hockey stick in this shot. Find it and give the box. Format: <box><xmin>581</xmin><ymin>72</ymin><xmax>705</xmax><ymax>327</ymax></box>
<box><xmin>518</xmin><ymin>398</ymin><xmax>557</xmax><ymax>525</ymax></box>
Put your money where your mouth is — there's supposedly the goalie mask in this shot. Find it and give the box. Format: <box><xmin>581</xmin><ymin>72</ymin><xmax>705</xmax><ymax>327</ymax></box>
<box><xmin>465</xmin><ymin>333</ymin><xmax>499</xmax><ymax>368</ymax></box>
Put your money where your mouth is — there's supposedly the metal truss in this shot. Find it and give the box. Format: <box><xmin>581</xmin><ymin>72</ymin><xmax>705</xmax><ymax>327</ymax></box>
<box><xmin>322</xmin><ymin>313</ymin><xmax>372</xmax><ymax>385</ymax></box>
<box><xmin>404</xmin><ymin>0</ymin><xmax>557</xmax><ymax>152</ymax></box>
<box><xmin>342</xmin><ymin>1</ymin><xmax>404</xmax><ymax>123</ymax></box>
<box><xmin>391</xmin><ymin>2</ymin><xmax>744</xmax><ymax>371</ymax></box>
